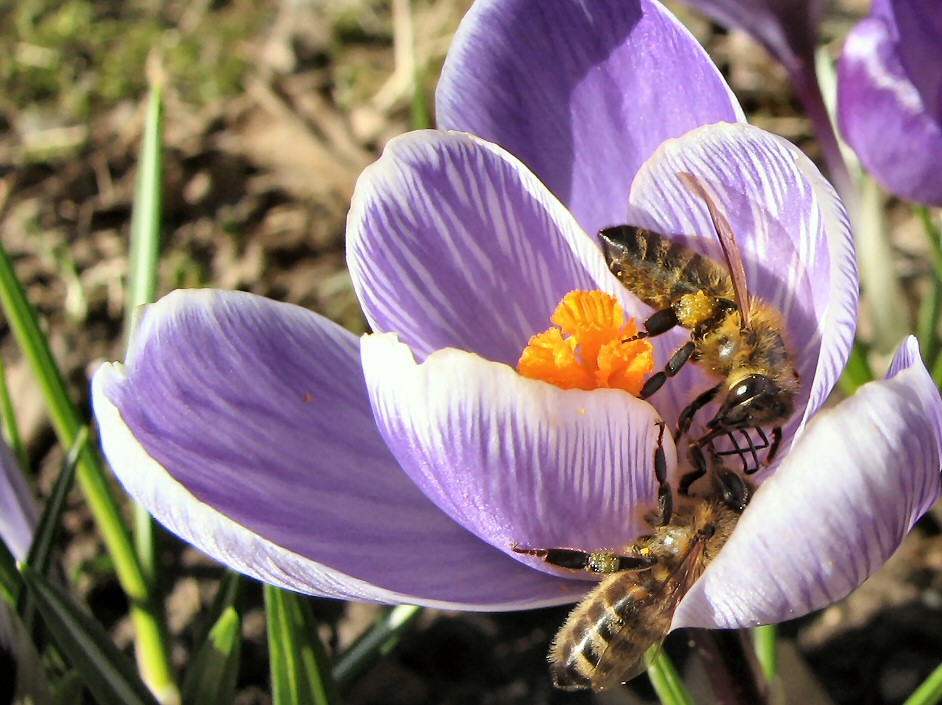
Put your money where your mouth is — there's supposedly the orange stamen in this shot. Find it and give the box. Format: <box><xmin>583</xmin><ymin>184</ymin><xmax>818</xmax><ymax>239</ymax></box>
<box><xmin>517</xmin><ymin>290</ymin><xmax>655</xmax><ymax>396</ymax></box>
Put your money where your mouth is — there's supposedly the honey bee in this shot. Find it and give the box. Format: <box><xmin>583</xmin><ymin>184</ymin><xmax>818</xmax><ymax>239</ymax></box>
<box><xmin>514</xmin><ymin>448</ymin><xmax>750</xmax><ymax>691</ymax></box>
<box><xmin>599</xmin><ymin>172</ymin><xmax>799</xmax><ymax>490</ymax></box>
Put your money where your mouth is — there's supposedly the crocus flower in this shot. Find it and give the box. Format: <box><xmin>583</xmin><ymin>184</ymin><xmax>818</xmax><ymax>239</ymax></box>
<box><xmin>837</xmin><ymin>0</ymin><xmax>942</xmax><ymax>206</ymax></box>
<box><xmin>92</xmin><ymin>0</ymin><xmax>941</xmax><ymax>636</ymax></box>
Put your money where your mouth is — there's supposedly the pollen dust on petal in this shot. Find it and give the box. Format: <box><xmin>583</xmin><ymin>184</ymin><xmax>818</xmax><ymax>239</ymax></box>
<box><xmin>517</xmin><ymin>290</ymin><xmax>655</xmax><ymax>396</ymax></box>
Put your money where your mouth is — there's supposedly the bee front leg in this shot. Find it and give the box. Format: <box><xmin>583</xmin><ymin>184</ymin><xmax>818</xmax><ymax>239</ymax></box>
<box><xmin>675</xmin><ymin>383</ymin><xmax>722</xmax><ymax>441</ymax></box>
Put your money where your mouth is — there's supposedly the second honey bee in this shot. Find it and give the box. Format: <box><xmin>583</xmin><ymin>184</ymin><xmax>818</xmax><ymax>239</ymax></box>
<box><xmin>599</xmin><ymin>172</ymin><xmax>799</xmax><ymax>490</ymax></box>
<box><xmin>515</xmin><ymin>445</ymin><xmax>751</xmax><ymax>691</ymax></box>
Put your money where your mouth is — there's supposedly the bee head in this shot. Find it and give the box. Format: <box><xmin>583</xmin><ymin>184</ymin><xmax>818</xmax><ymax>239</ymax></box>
<box><xmin>713</xmin><ymin>374</ymin><xmax>794</xmax><ymax>428</ymax></box>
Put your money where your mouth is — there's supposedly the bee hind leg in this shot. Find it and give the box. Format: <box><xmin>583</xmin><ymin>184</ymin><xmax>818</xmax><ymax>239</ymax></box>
<box><xmin>511</xmin><ymin>546</ymin><xmax>655</xmax><ymax>574</ymax></box>
<box><xmin>640</xmin><ymin>341</ymin><xmax>697</xmax><ymax>399</ymax></box>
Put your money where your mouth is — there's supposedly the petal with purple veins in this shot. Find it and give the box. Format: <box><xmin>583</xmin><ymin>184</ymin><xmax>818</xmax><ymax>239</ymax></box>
<box><xmin>674</xmin><ymin>337</ymin><xmax>942</xmax><ymax>629</ymax></box>
<box><xmin>361</xmin><ymin>333</ymin><xmax>674</xmax><ymax>573</ymax></box>
<box><xmin>436</xmin><ymin>0</ymin><xmax>744</xmax><ymax>238</ymax></box>
<box><xmin>625</xmin><ymin>122</ymin><xmax>856</xmax><ymax>437</ymax></box>
<box><xmin>346</xmin><ymin>130</ymin><xmax>614</xmax><ymax>365</ymax></box>
<box><xmin>93</xmin><ymin>289</ymin><xmax>575</xmax><ymax>609</ymax></box>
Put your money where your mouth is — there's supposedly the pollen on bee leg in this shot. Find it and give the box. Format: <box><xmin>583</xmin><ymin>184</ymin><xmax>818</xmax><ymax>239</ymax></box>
<box><xmin>517</xmin><ymin>290</ymin><xmax>655</xmax><ymax>395</ymax></box>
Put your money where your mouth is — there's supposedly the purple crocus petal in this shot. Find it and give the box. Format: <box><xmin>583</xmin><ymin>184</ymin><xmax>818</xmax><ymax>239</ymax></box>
<box><xmin>681</xmin><ymin>0</ymin><xmax>821</xmax><ymax>75</ymax></box>
<box><xmin>625</xmin><ymin>122</ymin><xmax>856</xmax><ymax>442</ymax></box>
<box><xmin>837</xmin><ymin>1</ymin><xmax>942</xmax><ymax>205</ymax></box>
<box><xmin>93</xmin><ymin>289</ymin><xmax>576</xmax><ymax>609</ymax></box>
<box><xmin>347</xmin><ymin>130</ymin><xmax>614</xmax><ymax>365</ymax></box>
<box><xmin>361</xmin><ymin>333</ymin><xmax>674</xmax><ymax>575</ymax></box>
<box><xmin>0</xmin><ymin>435</ymin><xmax>37</xmax><ymax>561</ymax></box>
<box><xmin>674</xmin><ymin>337</ymin><xmax>942</xmax><ymax>629</ymax></box>
<box><xmin>436</xmin><ymin>0</ymin><xmax>744</xmax><ymax>238</ymax></box>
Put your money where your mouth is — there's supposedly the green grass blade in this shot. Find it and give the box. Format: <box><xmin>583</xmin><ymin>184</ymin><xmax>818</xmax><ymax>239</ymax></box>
<box><xmin>22</xmin><ymin>427</ymin><xmax>85</xmax><ymax>582</ymax></box>
<box><xmin>0</xmin><ymin>220</ymin><xmax>176</xmax><ymax>700</ymax></box>
<box><xmin>18</xmin><ymin>563</ymin><xmax>161</xmax><ymax>705</ymax></box>
<box><xmin>180</xmin><ymin>607</ymin><xmax>242</xmax><ymax>705</ymax></box>
<box><xmin>127</xmin><ymin>76</ymin><xmax>164</xmax><ymax>587</ymax></box>
<box><xmin>333</xmin><ymin>604</ymin><xmax>421</xmax><ymax>688</ymax></box>
<box><xmin>0</xmin><ymin>538</ymin><xmax>17</xmax><ymax>605</ymax></box>
<box><xmin>647</xmin><ymin>648</ymin><xmax>695</xmax><ymax>705</ymax></box>
<box><xmin>838</xmin><ymin>340</ymin><xmax>875</xmax><ymax>396</ymax></box>
<box><xmin>195</xmin><ymin>570</ymin><xmax>242</xmax><ymax>646</ymax></box>
<box><xmin>17</xmin><ymin>427</ymin><xmax>86</xmax><ymax>634</ymax></box>
<box><xmin>265</xmin><ymin>586</ymin><xmax>340</xmax><ymax>705</ymax></box>
<box><xmin>904</xmin><ymin>660</ymin><xmax>942</xmax><ymax>705</ymax></box>
<box><xmin>0</xmin><ymin>353</ymin><xmax>29</xmax><ymax>472</ymax></box>
<box><xmin>752</xmin><ymin>624</ymin><xmax>778</xmax><ymax>682</ymax></box>
<box><xmin>0</xmin><ymin>600</ymin><xmax>54</xmax><ymax>705</ymax></box>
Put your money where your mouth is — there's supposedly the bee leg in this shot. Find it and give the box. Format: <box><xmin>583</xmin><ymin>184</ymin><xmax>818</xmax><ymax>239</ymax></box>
<box><xmin>623</xmin><ymin>307</ymin><xmax>680</xmax><ymax>343</ymax></box>
<box><xmin>652</xmin><ymin>421</ymin><xmax>672</xmax><ymax>526</ymax></box>
<box><xmin>765</xmin><ymin>426</ymin><xmax>783</xmax><ymax>464</ymax></box>
<box><xmin>511</xmin><ymin>546</ymin><xmax>655</xmax><ymax>573</ymax></box>
<box><xmin>640</xmin><ymin>341</ymin><xmax>697</xmax><ymax>399</ymax></box>
<box><xmin>712</xmin><ymin>464</ymin><xmax>751</xmax><ymax>513</ymax></box>
<box><xmin>679</xmin><ymin>443</ymin><xmax>708</xmax><ymax>495</ymax></box>
<box><xmin>675</xmin><ymin>383</ymin><xmax>722</xmax><ymax>441</ymax></box>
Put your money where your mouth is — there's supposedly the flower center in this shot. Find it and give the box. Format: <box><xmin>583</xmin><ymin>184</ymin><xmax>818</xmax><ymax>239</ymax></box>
<box><xmin>517</xmin><ymin>290</ymin><xmax>655</xmax><ymax>396</ymax></box>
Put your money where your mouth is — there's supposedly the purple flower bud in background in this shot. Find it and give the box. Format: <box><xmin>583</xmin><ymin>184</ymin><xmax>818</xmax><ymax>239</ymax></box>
<box><xmin>0</xmin><ymin>435</ymin><xmax>37</xmax><ymax>562</ymax></box>
<box><xmin>837</xmin><ymin>0</ymin><xmax>942</xmax><ymax>206</ymax></box>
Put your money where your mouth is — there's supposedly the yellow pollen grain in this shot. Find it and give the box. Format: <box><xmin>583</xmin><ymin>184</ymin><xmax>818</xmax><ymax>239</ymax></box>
<box><xmin>517</xmin><ymin>290</ymin><xmax>655</xmax><ymax>395</ymax></box>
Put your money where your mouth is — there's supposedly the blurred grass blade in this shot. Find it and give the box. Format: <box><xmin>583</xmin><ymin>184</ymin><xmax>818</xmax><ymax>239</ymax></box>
<box><xmin>0</xmin><ymin>176</ymin><xmax>176</xmax><ymax>697</ymax></box>
<box><xmin>52</xmin><ymin>671</ymin><xmax>85</xmax><ymax>705</ymax></box>
<box><xmin>752</xmin><ymin>624</ymin><xmax>778</xmax><ymax>682</ymax></box>
<box><xmin>18</xmin><ymin>563</ymin><xmax>161</xmax><ymax>705</ymax></box>
<box><xmin>125</xmin><ymin>64</ymin><xmax>164</xmax><ymax>346</ymax></box>
<box><xmin>180</xmin><ymin>607</ymin><xmax>241</xmax><ymax>705</ymax></box>
<box><xmin>0</xmin><ymin>353</ymin><xmax>28</xmax><ymax>472</ymax></box>
<box><xmin>904</xmin><ymin>660</ymin><xmax>942</xmax><ymax>705</ymax></box>
<box><xmin>647</xmin><ymin>648</ymin><xmax>695</xmax><ymax>705</ymax></box>
<box><xmin>265</xmin><ymin>585</ymin><xmax>339</xmax><ymax>705</ymax></box>
<box><xmin>0</xmin><ymin>539</ymin><xmax>16</xmax><ymax>605</ymax></box>
<box><xmin>856</xmin><ymin>176</ymin><xmax>910</xmax><ymax>353</ymax></box>
<box><xmin>0</xmin><ymin>600</ymin><xmax>54</xmax><ymax>705</ymax></box>
<box><xmin>333</xmin><ymin>604</ymin><xmax>421</xmax><ymax>688</ymax></box>
<box><xmin>18</xmin><ymin>427</ymin><xmax>86</xmax><ymax>636</ymax></box>
<box><xmin>22</xmin><ymin>427</ymin><xmax>86</xmax><ymax>582</ymax></box>
<box><xmin>838</xmin><ymin>340</ymin><xmax>874</xmax><ymax>396</ymax></box>
<box><xmin>196</xmin><ymin>570</ymin><xmax>242</xmax><ymax>646</ymax></box>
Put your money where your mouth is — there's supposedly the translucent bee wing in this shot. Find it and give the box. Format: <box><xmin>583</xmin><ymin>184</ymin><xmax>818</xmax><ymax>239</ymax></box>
<box><xmin>678</xmin><ymin>172</ymin><xmax>751</xmax><ymax>328</ymax></box>
<box><xmin>591</xmin><ymin>639</ymin><xmax>666</xmax><ymax>691</ymax></box>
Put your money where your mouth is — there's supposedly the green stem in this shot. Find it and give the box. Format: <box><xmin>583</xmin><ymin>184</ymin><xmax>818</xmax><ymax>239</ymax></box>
<box><xmin>752</xmin><ymin>624</ymin><xmax>778</xmax><ymax>682</ymax></box>
<box><xmin>647</xmin><ymin>648</ymin><xmax>695</xmax><ymax>705</ymax></box>
<box><xmin>904</xmin><ymin>660</ymin><xmax>942</xmax><ymax>705</ymax></box>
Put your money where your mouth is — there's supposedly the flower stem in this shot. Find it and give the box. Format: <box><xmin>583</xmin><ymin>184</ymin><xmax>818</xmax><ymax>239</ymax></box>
<box><xmin>646</xmin><ymin>647</ymin><xmax>695</xmax><ymax>705</ymax></box>
<box><xmin>903</xmin><ymin>659</ymin><xmax>942</xmax><ymax>705</ymax></box>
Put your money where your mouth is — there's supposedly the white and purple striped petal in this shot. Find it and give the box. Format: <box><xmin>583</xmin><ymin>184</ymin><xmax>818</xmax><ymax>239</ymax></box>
<box><xmin>436</xmin><ymin>0</ymin><xmax>744</xmax><ymax>238</ymax></box>
<box><xmin>346</xmin><ymin>130</ymin><xmax>614</xmax><ymax>365</ymax></box>
<box><xmin>93</xmin><ymin>290</ymin><xmax>577</xmax><ymax>609</ymax></box>
<box><xmin>625</xmin><ymin>122</ymin><xmax>856</xmax><ymax>445</ymax></box>
<box><xmin>361</xmin><ymin>333</ymin><xmax>675</xmax><ymax>573</ymax></box>
<box><xmin>675</xmin><ymin>337</ymin><xmax>942</xmax><ymax>628</ymax></box>
<box><xmin>837</xmin><ymin>0</ymin><xmax>942</xmax><ymax>205</ymax></box>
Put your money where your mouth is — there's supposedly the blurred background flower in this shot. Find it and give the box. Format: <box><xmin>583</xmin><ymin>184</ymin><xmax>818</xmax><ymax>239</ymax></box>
<box><xmin>837</xmin><ymin>0</ymin><xmax>942</xmax><ymax>206</ymax></box>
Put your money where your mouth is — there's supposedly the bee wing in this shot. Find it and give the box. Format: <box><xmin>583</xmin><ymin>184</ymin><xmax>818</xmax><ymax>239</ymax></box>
<box><xmin>587</xmin><ymin>543</ymin><xmax>709</xmax><ymax>691</ymax></box>
<box><xmin>678</xmin><ymin>172</ymin><xmax>750</xmax><ymax>328</ymax></box>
